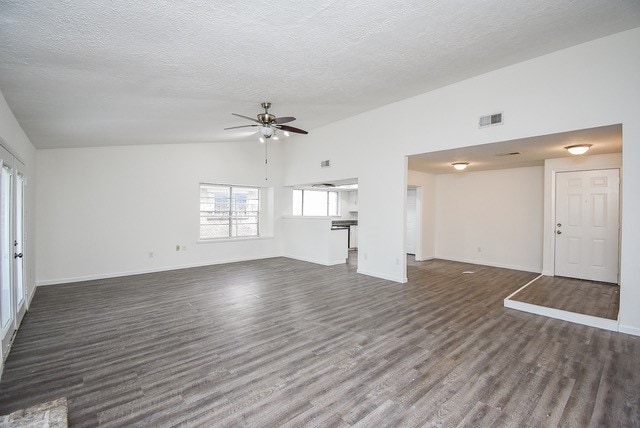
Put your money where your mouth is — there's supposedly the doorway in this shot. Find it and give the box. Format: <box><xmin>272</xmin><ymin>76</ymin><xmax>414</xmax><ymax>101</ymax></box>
<box><xmin>0</xmin><ymin>146</ymin><xmax>26</xmax><ymax>360</ymax></box>
<box><xmin>554</xmin><ymin>169</ymin><xmax>619</xmax><ymax>283</ymax></box>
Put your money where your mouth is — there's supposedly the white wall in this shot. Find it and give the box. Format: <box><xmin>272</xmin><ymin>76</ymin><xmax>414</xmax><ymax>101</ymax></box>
<box><xmin>282</xmin><ymin>217</ymin><xmax>348</xmax><ymax>265</ymax></box>
<box><xmin>0</xmin><ymin>91</ymin><xmax>36</xmax><ymax>304</ymax></box>
<box><xmin>36</xmin><ymin>141</ymin><xmax>285</xmax><ymax>284</ymax></box>
<box><xmin>407</xmin><ymin>170</ymin><xmax>436</xmax><ymax>260</ymax></box>
<box><xmin>435</xmin><ymin>166</ymin><xmax>544</xmax><ymax>272</ymax></box>
<box><xmin>283</xmin><ymin>29</ymin><xmax>640</xmax><ymax>331</ymax></box>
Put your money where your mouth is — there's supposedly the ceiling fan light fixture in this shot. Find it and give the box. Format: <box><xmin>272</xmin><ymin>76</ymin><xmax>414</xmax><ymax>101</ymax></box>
<box><xmin>260</xmin><ymin>126</ymin><xmax>274</xmax><ymax>138</ymax></box>
<box><xmin>565</xmin><ymin>144</ymin><xmax>592</xmax><ymax>155</ymax></box>
<box><xmin>283</xmin><ymin>130</ymin><xmax>290</xmax><ymax>137</ymax></box>
<box><xmin>259</xmin><ymin>137</ymin><xmax>265</xmax><ymax>144</ymax></box>
<box><xmin>452</xmin><ymin>162</ymin><xmax>469</xmax><ymax>171</ymax></box>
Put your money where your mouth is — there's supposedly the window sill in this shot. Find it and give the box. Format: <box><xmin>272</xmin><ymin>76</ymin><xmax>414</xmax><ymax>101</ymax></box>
<box><xmin>282</xmin><ymin>215</ymin><xmax>342</xmax><ymax>220</ymax></box>
<box><xmin>197</xmin><ymin>236</ymin><xmax>274</xmax><ymax>244</ymax></box>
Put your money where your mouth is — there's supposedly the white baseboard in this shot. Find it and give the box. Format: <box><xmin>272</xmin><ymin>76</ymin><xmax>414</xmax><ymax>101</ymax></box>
<box><xmin>283</xmin><ymin>254</ymin><xmax>346</xmax><ymax>266</ymax></box>
<box><xmin>619</xmin><ymin>324</ymin><xmax>640</xmax><ymax>337</ymax></box>
<box><xmin>36</xmin><ymin>254</ymin><xmax>283</xmax><ymax>287</ymax></box>
<box><xmin>357</xmin><ymin>268</ymin><xmax>406</xmax><ymax>283</ymax></box>
<box><xmin>436</xmin><ymin>256</ymin><xmax>541</xmax><ymax>274</ymax></box>
<box><xmin>26</xmin><ymin>283</ymin><xmax>37</xmax><ymax>308</ymax></box>
<box><xmin>504</xmin><ymin>299</ymin><xmax>619</xmax><ymax>332</ymax></box>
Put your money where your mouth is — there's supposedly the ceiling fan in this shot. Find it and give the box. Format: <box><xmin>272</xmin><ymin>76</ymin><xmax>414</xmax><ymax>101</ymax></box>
<box><xmin>224</xmin><ymin>102</ymin><xmax>308</xmax><ymax>141</ymax></box>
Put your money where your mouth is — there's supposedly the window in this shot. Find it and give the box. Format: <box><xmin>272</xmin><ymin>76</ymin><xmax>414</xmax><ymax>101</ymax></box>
<box><xmin>293</xmin><ymin>189</ymin><xmax>339</xmax><ymax>216</ymax></box>
<box><xmin>200</xmin><ymin>184</ymin><xmax>259</xmax><ymax>239</ymax></box>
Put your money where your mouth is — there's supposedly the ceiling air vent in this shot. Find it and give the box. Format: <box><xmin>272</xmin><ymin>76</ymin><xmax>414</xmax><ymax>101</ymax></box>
<box><xmin>496</xmin><ymin>151</ymin><xmax>520</xmax><ymax>157</ymax></box>
<box><xmin>320</xmin><ymin>160</ymin><xmax>331</xmax><ymax>168</ymax></box>
<box><xmin>479</xmin><ymin>112</ymin><xmax>503</xmax><ymax>128</ymax></box>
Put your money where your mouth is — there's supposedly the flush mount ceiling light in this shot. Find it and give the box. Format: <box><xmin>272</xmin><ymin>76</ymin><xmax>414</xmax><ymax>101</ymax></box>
<box><xmin>565</xmin><ymin>144</ymin><xmax>592</xmax><ymax>155</ymax></box>
<box><xmin>452</xmin><ymin>162</ymin><xmax>469</xmax><ymax>171</ymax></box>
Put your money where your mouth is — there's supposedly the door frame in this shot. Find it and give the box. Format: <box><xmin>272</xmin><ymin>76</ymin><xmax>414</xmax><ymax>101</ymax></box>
<box><xmin>406</xmin><ymin>185</ymin><xmax>423</xmax><ymax>260</ymax></box>
<box><xmin>0</xmin><ymin>138</ymin><xmax>29</xmax><ymax>376</ymax></box>
<box><xmin>545</xmin><ymin>161</ymin><xmax>622</xmax><ymax>281</ymax></box>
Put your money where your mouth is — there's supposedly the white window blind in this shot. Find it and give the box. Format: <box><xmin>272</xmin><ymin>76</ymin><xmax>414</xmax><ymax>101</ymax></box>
<box><xmin>200</xmin><ymin>184</ymin><xmax>259</xmax><ymax>239</ymax></box>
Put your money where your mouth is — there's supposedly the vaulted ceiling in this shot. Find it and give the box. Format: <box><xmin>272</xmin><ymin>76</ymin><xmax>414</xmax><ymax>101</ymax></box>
<box><xmin>1</xmin><ymin>1</ymin><xmax>639</xmax><ymax>149</ymax></box>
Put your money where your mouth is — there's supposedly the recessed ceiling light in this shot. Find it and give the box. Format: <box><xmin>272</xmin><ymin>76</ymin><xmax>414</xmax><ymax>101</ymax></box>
<box><xmin>565</xmin><ymin>144</ymin><xmax>592</xmax><ymax>155</ymax></box>
<box><xmin>452</xmin><ymin>162</ymin><xmax>469</xmax><ymax>171</ymax></box>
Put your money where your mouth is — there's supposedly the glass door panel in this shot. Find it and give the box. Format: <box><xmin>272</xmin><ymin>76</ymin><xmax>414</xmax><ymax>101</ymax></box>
<box><xmin>1</xmin><ymin>164</ymin><xmax>13</xmax><ymax>356</ymax></box>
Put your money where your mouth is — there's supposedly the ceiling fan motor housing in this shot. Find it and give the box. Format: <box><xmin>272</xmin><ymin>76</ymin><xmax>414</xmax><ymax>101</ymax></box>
<box><xmin>257</xmin><ymin>113</ymin><xmax>276</xmax><ymax>124</ymax></box>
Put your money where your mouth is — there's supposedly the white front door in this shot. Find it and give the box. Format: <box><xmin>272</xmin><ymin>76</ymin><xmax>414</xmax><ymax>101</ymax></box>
<box><xmin>555</xmin><ymin>169</ymin><xmax>619</xmax><ymax>283</ymax></box>
<box><xmin>406</xmin><ymin>188</ymin><xmax>416</xmax><ymax>255</ymax></box>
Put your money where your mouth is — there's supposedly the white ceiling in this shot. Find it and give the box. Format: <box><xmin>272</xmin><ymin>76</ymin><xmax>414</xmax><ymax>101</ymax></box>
<box><xmin>1</xmin><ymin>1</ymin><xmax>639</xmax><ymax>149</ymax></box>
<box><xmin>408</xmin><ymin>124</ymin><xmax>622</xmax><ymax>174</ymax></box>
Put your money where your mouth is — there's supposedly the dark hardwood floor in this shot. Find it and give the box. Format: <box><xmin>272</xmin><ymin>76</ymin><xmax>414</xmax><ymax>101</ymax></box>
<box><xmin>510</xmin><ymin>275</ymin><xmax>620</xmax><ymax>320</ymax></box>
<box><xmin>0</xmin><ymin>257</ymin><xmax>638</xmax><ymax>427</ymax></box>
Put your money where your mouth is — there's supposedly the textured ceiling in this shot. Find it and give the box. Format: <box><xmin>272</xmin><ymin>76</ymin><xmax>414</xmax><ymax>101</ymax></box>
<box><xmin>0</xmin><ymin>1</ymin><xmax>639</xmax><ymax>149</ymax></box>
<box><xmin>408</xmin><ymin>125</ymin><xmax>622</xmax><ymax>174</ymax></box>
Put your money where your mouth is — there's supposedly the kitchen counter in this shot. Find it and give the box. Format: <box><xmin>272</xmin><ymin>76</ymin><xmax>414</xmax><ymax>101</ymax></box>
<box><xmin>331</xmin><ymin>220</ymin><xmax>358</xmax><ymax>229</ymax></box>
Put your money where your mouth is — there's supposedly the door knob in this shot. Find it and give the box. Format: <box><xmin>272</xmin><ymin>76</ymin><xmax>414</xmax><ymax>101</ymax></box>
<box><xmin>556</xmin><ymin>223</ymin><xmax>562</xmax><ymax>227</ymax></box>
<box><xmin>556</xmin><ymin>231</ymin><xmax>562</xmax><ymax>235</ymax></box>
<box><xmin>14</xmin><ymin>253</ymin><xmax>23</xmax><ymax>258</ymax></box>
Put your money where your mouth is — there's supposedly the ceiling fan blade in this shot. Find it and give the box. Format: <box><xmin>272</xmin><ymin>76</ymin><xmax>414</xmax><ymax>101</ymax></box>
<box><xmin>231</xmin><ymin>113</ymin><xmax>260</xmax><ymax>123</ymax></box>
<box><xmin>276</xmin><ymin>124</ymin><xmax>308</xmax><ymax>134</ymax></box>
<box><xmin>224</xmin><ymin>124</ymin><xmax>258</xmax><ymax>130</ymax></box>
<box><xmin>274</xmin><ymin>116</ymin><xmax>296</xmax><ymax>124</ymax></box>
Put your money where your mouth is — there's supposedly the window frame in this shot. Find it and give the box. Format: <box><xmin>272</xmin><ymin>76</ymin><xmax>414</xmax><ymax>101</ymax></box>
<box><xmin>199</xmin><ymin>183</ymin><xmax>260</xmax><ymax>240</ymax></box>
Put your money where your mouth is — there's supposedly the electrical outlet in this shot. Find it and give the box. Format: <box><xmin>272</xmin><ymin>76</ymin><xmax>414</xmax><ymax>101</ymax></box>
<box><xmin>176</xmin><ymin>245</ymin><xmax>180</xmax><ymax>251</ymax></box>
<box><xmin>182</xmin><ymin>245</ymin><xmax>187</xmax><ymax>251</ymax></box>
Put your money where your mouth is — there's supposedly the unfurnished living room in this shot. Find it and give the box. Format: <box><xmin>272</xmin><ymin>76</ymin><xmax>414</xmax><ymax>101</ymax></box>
<box><xmin>0</xmin><ymin>1</ymin><xmax>639</xmax><ymax>427</ymax></box>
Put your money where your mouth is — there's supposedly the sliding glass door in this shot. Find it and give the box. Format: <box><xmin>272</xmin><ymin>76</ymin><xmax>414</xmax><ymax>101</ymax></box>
<box><xmin>0</xmin><ymin>147</ymin><xmax>26</xmax><ymax>360</ymax></box>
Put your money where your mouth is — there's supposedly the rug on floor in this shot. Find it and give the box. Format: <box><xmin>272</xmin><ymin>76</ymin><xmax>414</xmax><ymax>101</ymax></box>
<box><xmin>0</xmin><ymin>397</ymin><xmax>67</xmax><ymax>428</ymax></box>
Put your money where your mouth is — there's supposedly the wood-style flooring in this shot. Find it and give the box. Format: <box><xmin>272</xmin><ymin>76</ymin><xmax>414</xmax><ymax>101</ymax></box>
<box><xmin>1</xmin><ymin>257</ymin><xmax>639</xmax><ymax>427</ymax></box>
<box><xmin>510</xmin><ymin>275</ymin><xmax>620</xmax><ymax>320</ymax></box>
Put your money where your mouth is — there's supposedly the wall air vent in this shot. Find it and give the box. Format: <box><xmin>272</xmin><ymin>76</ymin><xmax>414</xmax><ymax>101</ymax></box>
<box><xmin>320</xmin><ymin>160</ymin><xmax>331</xmax><ymax>168</ymax></box>
<box><xmin>479</xmin><ymin>112</ymin><xmax>503</xmax><ymax>128</ymax></box>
